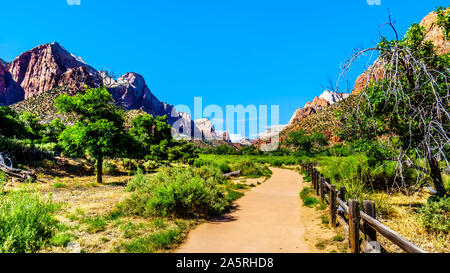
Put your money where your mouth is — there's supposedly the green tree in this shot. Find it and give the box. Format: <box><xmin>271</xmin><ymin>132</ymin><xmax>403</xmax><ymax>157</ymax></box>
<box><xmin>340</xmin><ymin>15</ymin><xmax>449</xmax><ymax>196</ymax></box>
<box><xmin>55</xmin><ymin>87</ymin><xmax>127</xmax><ymax>184</ymax></box>
<box><xmin>19</xmin><ymin>111</ymin><xmax>43</xmax><ymax>140</ymax></box>
<box><xmin>285</xmin><ymin>131</ymin><xmax>328</xmax><ymax>155</ymax></box>
<box><xmin>128</xmin><ymin>114</ymin><xmax>172</xmax><ymax>160</ymax></box>
<box><xmin>0</xmin><ymin>106</ymin><xmax>26</xmax><ymax>138</ymax></box>
<box><xmin>42</xmin><ymin>118</ymin><xmax>66</xmax><ymax>143</ymax></box>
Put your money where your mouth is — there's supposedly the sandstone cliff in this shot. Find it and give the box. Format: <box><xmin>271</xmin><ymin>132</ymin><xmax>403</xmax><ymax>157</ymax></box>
<box><xmin>0</xmin><ymin>42</ymin><xmax>216</xmax><ymax>140</ymax></box>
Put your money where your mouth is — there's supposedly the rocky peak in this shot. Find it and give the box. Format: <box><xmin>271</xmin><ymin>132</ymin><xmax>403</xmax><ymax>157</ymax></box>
<box><xmin>222</xmin><ymin>132</ymin><xmax>232</xmax><ymax>143</ymax></box>
<box><xmin>239</xmin><ymin>138</ymin><xmax>252</xmax><ymax>146</ymax></box>
<box><xmin>8</xmin><ymin>42</ymin><xmax>97</xmax><ymax>100</ymax></box>
<box><xmin>194</xmin><ymin>118</ymin><xmax>217</xmax><ymax>140</ymax></box>
<box><xmin>288</xmin><ymin>90</ymin><xmax>348</xmax><ymax>126</ymax></box>
<box><xmin>319</xmin><ymin>90</ymin><xmax>349</xmax><ymax>104</ymax></box>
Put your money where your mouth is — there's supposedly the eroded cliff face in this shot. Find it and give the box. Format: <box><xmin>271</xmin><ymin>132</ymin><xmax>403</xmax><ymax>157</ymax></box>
<box><xmin>8</xmin><ymin>42</ymin><xmax>96</xmax><ymax>100</ymax></box>
<box><xmin>288</xmin><ymin>90</ymin><xmax>349</xmax><ymax>126</ymax></box>
<box><xmin>0</xmin><ymin>61</ymin><xmax>24</xmax><ymax>106</ymax></box>
<box><xmin>0</xmin><ymin>42</ymin><xmax>217</xmax><ymax>139</ymax></box>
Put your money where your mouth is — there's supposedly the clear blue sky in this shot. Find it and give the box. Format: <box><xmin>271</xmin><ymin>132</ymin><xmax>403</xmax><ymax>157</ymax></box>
<box><xmin>0</xmin><ymin>0</ymin><xmax>447</xmax><ymax>139</ymax></box>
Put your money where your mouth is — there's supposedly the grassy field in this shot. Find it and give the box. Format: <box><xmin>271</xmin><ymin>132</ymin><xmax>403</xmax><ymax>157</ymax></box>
<box><xmin>1</xmin><ymin>158</ymin><xmax>271</xmax><ymax>253</ymax></box>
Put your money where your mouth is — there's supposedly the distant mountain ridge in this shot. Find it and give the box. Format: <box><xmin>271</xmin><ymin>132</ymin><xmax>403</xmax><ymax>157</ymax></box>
<box><xmin>0</xmin><ymin>42</ymin><xmax>220</xmax><ymax>141</ymax></box>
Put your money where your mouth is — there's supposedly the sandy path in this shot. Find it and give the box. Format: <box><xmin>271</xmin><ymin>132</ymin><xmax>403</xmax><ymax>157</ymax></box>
<box><xmin>176</xmin><ymin>168</ymin><xmax>315</xmax><ymax>253</ymax></box>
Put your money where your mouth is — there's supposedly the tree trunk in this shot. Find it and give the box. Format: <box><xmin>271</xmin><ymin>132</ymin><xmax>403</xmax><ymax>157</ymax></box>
<box><xmin>97</xmin><ymin>155</ymin><xmax>103</xmax><ymax>184</ymax></box>
<box><xmin>426</xmin><ymin>152</ymin><xmax>446</xmax><ymax>197</ymax></box>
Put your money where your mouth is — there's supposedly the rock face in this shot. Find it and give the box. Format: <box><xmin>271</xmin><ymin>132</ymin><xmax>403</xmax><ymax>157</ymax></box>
<box><xmin>288</xmin><ymin>90</ymin><xmax>349</xmax><ymax>126</ymax></box>
<box><xmin>420</xmin><ymin>8</ymin><xmax>450</xmax><ymax>55</ymax></box>
<box><xmin>8</xmin><ymin>42</ymin><xmax>98</xmax><ymax>100</ymax></box>
<box><xmin>0</xmin><ymin>61</ymin><xmax>24</xmax><ymax>106</ymax></box>
<box><xmin>352</xmin><ymin>8</ymin><xmax>450</xmax><ymax>95</ymax></box>
<box><xmin>239</xmin><ymin>138</ymin><xmax>252</xmax><ymax>146</ymax></box>
<box><xmin>194</xmin><ymin>118</ymin><xmax>217</xmax><ymax>140</ymax></box>
<box><xmin>222</xmin><ymin>132</ymin><xmax>232</xmax><ymax>143</ymax></box>
<box><xmin>0</xmin><ymin>42</ymin><xmax>218</xmax><ymax>140</ymax></box>
<box><xmin>0</xmin><ymin>58</ymin><xmax>8</xmax><ymax>67</ymax></box>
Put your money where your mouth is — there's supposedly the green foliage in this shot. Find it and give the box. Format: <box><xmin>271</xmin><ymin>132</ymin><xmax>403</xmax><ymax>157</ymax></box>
<box><xmin>128</xmin><ymin>114</ymin><xmax>172</xmax><ymax>161</ymax></box>
<box><xmin>168</xmin><ymin>140</ymin><xmax>198</xmax><ymax>164</ymax></box>
<box><xmin>19</xmin><ymin>111</ymin><xmax>44</xmax><ymax>140</ymax></box>
<box><xmin>230</xmin><ymin>159</ymin><xmax>272</xmax><ymax>178</ymax></box>
<box><xmin>418</xmin><ymin>196</ymin><xmax>450</xmax><ymax>233</ymax></box>
<box><xmin>42</xmin><ymin>119</ymin><xmax>66</xmax><ymax>143</ymax></box>
<box><xmin>123</xmin><ymin>227</ymin><xmax>183</xmax><ymax>253</ymax></box>
<box><xmin>340</xmin><ymin>20</ymin><xmax>449</xmax><ymax>195</ymax></box>
<box><xmin>56</xmin><ymin>87</ymin><xmax>128</xmax><ymax>182</ymax></box>
<box><xmin>285</xmin><ymin>130</ymin><xmax>328</xmax><ymax>156</ymax></box>
<box><xmin>50</xmin><ymin>232</ymin><xmax>76</xmax><ymax>247</ymax></box>
<box><xmin>56</xmin><ymin>87</ymin><xmax>128</xmax><ymax>158</ymax></box>
<box><xmin>102</xmin><ymin>161</ymin><xmax>120</xmax><ymax>176</ymax></box>
<box><xmin>118</xmin><ymin>166</ymin><xmax>232</xmax><ymax>218</ymax></box>
<box><xmin>0</xmin><ymin>189</ymin><xmax>59</xmax><ymax>253</ymax></box>
<box><xmin>0</xmin><ymin>171</ymin><xmax>7</xmax><ymax>194</ymax></box>
<box><xmin>299</xmin><ymin>187</ymin><xmax>319</xmax><ymax>207</ymax></box>
<box><xmin>436</xmin><ymin>6</ymin><xmax>450</xmax><ymax>40</ymax></box>
<box><xmin>0</xmin><ymin>106</ymin><xmax>27</xmax><ymax>138</ymax></box>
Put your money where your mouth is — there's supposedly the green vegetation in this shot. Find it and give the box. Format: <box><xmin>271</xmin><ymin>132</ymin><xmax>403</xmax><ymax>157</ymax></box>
<box><xmin>117</xmin><ymin>166</ymin><xmax>234</xmax><ymax>218</ymax></box>
<box><xmin>418</xmin><ymin>196</ymin><xmax>450</xmax><ymax>234</ymax></box>
<box><xmin>299</xmin><ymin>187</ymin><xmax>319</xmax><ymax>208</ymax></box>
<box><xmin>0</xmin><ymin>188</ymin><xmax>59</xmax><ymax>253</ymax></box>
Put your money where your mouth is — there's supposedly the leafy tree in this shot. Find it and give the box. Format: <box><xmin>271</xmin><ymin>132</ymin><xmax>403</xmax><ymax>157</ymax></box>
<box><xmin>0</xmin><ymin>106</ymin><xmax>26</xmax><ymax>138</ymax></box>
<box><xmin>128</xmin><ymin>114</ymin><xmax>172</xmax><ymax>161</ymax></box>
<box><xmin>168</xmin><ymin>140</ymin><xmax>198</xmax><ymax>164</ymax></box>
<box><xmin>55</xmin><ymin>87</ymin><xmax>128</xmax><ymax>184</ymax></box>
<box><xmin>340</xmin><ymin>14</ymin><xmax>449</xmax><ymax>196</ymax></box>
<box><xmin>285</xmin><ymin>131</ymin><xmax>328</xmax><ymax>155</ymax></box>
<box><xmin>42</xmin><ymin>119</ymin><xmax>66</xmax><ymax>143</ymax></box>
<box><xmin>19</xmin><ymin>111</ymin><xmax>43</xmax><ymax>140</ymax></box>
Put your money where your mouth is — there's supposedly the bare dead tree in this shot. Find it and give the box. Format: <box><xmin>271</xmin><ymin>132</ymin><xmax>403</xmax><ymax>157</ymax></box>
<box><xmin>0</xmin><ymin>152</ymin><xmax>34</xmax><ymax>181</ymax></box>
<box><xmin>337</xmin><ymin>18</ymin><xmax>449</xmax><ymax>196</ymax></box>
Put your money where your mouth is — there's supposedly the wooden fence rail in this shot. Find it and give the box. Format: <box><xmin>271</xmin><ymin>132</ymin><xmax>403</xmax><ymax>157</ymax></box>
<box><xmin>300</xmin><ymin>163</ymin><xmax>426</xmax><ymax>254</ymax></box>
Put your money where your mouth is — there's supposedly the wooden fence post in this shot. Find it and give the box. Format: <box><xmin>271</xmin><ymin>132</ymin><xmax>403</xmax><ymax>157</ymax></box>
<box><xmin>315</xmin><ymin>171</ymin><xmax>320</xmax><ymax>196</ymax></box>
<box><xmin>338</xmin><ymin>186</ymin><xmax>346</xmax><ymax>202</ymax></box>
<box><xmin>330</xmin><ymin>184</ymin><xmax>337</xmax><ymax>227</ymax></box>
<box><xmin>363</xmin><ymin>200</ymin><xmax>377</xmax><ymax>242</ymax></box>
<box><xmin>348</xmin><ymin>199</ymin><xmax>360</xmax><ymax>253</ymax></box>
<box><xmin>319</xmin><ymin>174</ymin><xmax>325</xmax><ymax>200</ymax></box>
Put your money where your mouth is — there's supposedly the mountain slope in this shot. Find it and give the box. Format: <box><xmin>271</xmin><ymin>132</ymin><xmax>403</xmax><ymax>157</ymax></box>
<box><xmin>0</xmin><ymin>42</ymin><xmax>218</xmax><ymax>141</ymax></box>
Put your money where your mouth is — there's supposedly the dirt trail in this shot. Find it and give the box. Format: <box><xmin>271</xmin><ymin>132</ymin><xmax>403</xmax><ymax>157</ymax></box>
<box><xmin>176</xmin><ymin>168</ymin><xmax>318</xmax><ymax>253</ymax></box>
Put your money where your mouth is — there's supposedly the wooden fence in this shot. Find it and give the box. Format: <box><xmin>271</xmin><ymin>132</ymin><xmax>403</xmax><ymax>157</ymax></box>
<box><xmin>300</xmin><ymin>163</ymin><xmax>427</xmax><ymax>253</ymax></box>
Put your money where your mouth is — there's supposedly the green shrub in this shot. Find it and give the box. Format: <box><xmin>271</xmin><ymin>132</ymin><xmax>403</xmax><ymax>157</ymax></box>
<box><xmin>0</xmin><ymin>189</ymin><xmax>59</xmax><ymax>253</ymax></box>
<box><xmin>217</xmin><ymin>161</ymin><xmax>232</xmax><ymax>174</ymax></box>
<box><xmin>103</xmin><ymin>161</ymin><xmax>120</xmax><ymax>176</ymax></box>
<box><xmin>230</xmin><ymin>159</ymin><xmax>271</xmax><ymax>178</ymax></box>
<box><xmin>50</xmin><ymin>232</ymin><xmax>76</xmax><ymax>247</ymax></box>
<box><xmin>143</xmin><ymin>160</ymin><xmax>159</xmax><ymax>172</ymax></box>
<box><xmin>119</xmin><ymin>166</ymin><xmax>231</xmax><ymax>218</ymax></box>
<box><xmin>418</xmin><ymin>196</ymin><xmax>450</xmax><ymax>233</ymax></box>
<box><xmin>53</xmin><ymin>183</ymin><xmax>66</xmax><ymax>189</ymax></box>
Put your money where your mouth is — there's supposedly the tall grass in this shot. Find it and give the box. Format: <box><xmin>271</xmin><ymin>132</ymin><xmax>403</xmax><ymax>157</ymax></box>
<box><xmin>0</xmin><ymin>188</ymin><xmax>59</xmax><ymax>253</ymax></box>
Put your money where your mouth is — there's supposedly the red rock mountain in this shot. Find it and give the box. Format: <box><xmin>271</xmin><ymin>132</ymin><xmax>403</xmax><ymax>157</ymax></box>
<box><xmin>288</xmin><ymin>90</ymin><xmax>349</xmax><ymax>126</ymax></box>
<box><xmin>0</xmin><ymin>42</ymin><xmax>213</xmax><ymax>140</ymax></box>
